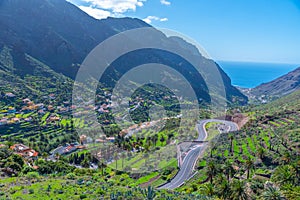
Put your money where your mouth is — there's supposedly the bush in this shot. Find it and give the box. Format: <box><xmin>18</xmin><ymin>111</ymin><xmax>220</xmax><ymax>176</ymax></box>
<box><xmin>26</xmin><ymin>172</ymin><xmax>39</xmax><ymax>179</ymax></box>
<box><xmin>22</xmin><ymin>166</ymin><xmax>36</xmax><ymax>174</ymax></box>
<box><xmin>66</xmin><ymin>172</ymin><xmax>76</xmax><ymax>180</ymax></box>
<box><xmin>28</xmin><ymin>188</ymin><xmax>34</xmax><ymax>194</ymax></box>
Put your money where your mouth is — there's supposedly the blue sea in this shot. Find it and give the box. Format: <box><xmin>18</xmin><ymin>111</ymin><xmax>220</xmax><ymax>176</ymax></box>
<box><xmin>217</xmin><ymin>61</ymin><xmax>300</xmax><ymax>88</ymax></box>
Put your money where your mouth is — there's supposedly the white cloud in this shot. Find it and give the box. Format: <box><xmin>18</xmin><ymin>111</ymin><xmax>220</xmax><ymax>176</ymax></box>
<box><xmin>143</xmin><ymin>16</ymin><xmax>168</xmax><ymax>24</ymax></box>
<box><xmin>78</xmin><ymin>6</ymin><xmax>111</xmax><ymax>19</ymax></box>
<box><xmin>83</xmin><ymin>0</ymin><xmax>146</xmax><ymax>13</ymax></box>
<box><xmin>160</xmin><ymin>0</ymin><xmax>171</xmax><ymax>6</ymax></box>
<box><xmin>160</xmin><ymin>17</ymin><xmax>168</xmax><ymax>22</ymax></box>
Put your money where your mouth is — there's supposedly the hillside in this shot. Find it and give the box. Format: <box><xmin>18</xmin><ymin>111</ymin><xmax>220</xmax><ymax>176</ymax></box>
<box><xmin>0</xmin><ymin>1</ymin><xmax>299</xmax><ymax>200</ymax></box>
<box><xmin>0</xmin><ymin>0</ymin><xmax>149</xmax><ymax>78</ymax></box>
<box><xmin>0</xmin><ymin>89</ymin><xmax>298</xmax><ymax>200</ymax></box>
<box><xmin>179</xmin><ymin>90</ymin><xmax>300</xmax><ymax>199</ymax></box>
<box><xmin>0</xmin><ymin>0</ymin><xmax>247</xmax><ymax>105</ymax></box>
<box><xmin>246</xmin><ymin>67</ymin><xmax>300</xmax><ymax>102</ymax></box>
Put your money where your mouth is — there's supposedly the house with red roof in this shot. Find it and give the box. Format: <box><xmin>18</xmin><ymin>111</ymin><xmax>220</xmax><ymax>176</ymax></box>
<box><xmin>10</xmin><ymin>144</ymin><xmax>38</xmax><ymax>160</ymax></box>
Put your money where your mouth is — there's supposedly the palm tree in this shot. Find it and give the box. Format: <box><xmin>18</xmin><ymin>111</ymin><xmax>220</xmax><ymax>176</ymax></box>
<box><xmin>121</xmin><ymin>152</ymin><xmax>126</xmax><ymax>169</ymax></box>
<box><xmin>245</xmin><ymin>157</ymin><xmax>254</xmax><ymax>179</ymax></box>
<box><xmin>230</xmin><ymin>180</ymin><xmax>248</xmax><ymax>200</ymax></box>
<box><xmin>206</xmin><ymin>161</ymin><xmax>218</xmax><ymax>184</ymax></box>
<box><xmin>291</xmin><ymin>161</ymin><xmax>300</xmax><ymax>185</ymax></box>
<box><xmin>42</xmin><ymin>152</ymin><xmax>48</xmax><ymax>159</ymax></box>
<box><xmin>271</xmin><ymin>165</ymin><xmax>296</xmax><ymax>186</ymax></box>
<box><xmin>114</xmin><ymin>152</ymin><xmax>118</xmax><ymax>170</ymax></box>
<box><xmin>200</xmin><ymin>183</ymin><xmax>215</xmax><ymax>197</ymax></box>
<box><xmin>215</xmin><ymin>173</ymin><xmax>227</xmax><ymax>183</ymax></box>
<box><xmin>152</xmin><ymin>134</ymin><xmax>158</xmax><ymax>146</ymax></box>
<box><xmin>223</xmin><ymin>161</ymin><xmax>235</xmax><ymax>181</ymax></box>
<box><xmin>217</xmin><ymin>178</ymin><xmax>231</xmax><ymax>199</ymax></box>
<box><xmin>229</xmin><ymin>134</ymin><xmax>234</xmax><ymax>155</ymax></box>
<box><xmin>210</xmin><ymin>142</ymin><xmax>217</xmax><ymax>158</ymax></box>
<box><xmin>98</xmin><ymin>158</ymin><xmax>105</xmax><ymax>175</ymax></box>
<box><xmin>257</xmin><ymin>147</ymin><xmax>265</xmax><ymax>160</ymax></box>
<box><xmin>146</xmin><ymin>136</ymin><xmax>152</xmax><ymax>147</ymax></box>
<box><xmin>80</xmin><ymin>158</ymin><xmax>90</xmax><ymax>168</ymax></box>
<box><xmin>281</xmin><ymin>151</ymin><xmax>291</xmax><ymax>164</ymax></box>
<box><xmin>261</xmin><ymin>186</ymin><xmax>285</xmax><ymax>200</ymax></box>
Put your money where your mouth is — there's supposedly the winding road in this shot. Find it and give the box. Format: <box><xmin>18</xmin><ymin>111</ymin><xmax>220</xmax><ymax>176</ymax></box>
<box><xmin>158</xmin><ymin>119</ymin><xmax>238</xmax><ymax>190</ymax></box>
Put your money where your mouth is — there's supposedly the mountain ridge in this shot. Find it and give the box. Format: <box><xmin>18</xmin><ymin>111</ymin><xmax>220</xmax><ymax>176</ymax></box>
<box><xmin>0</xmin><ymin>0</ymin><xmax>247</xmax><ymax>105</ymax></box>
<box><xmin>247</xmin><ymin>66</ymin><xmax>300</xmax><ymax>101</ymax></box>
<box><xmin>0</xmin><ymin>0</ymin><xmax>150</xmax><ymax>77</ymax></box>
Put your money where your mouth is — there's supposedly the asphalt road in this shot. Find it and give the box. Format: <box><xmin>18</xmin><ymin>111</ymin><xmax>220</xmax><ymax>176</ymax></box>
<box><xmin>158</xmin><ymin>119</ymin><xmax>238</xmax><ymax>190</ymax></box>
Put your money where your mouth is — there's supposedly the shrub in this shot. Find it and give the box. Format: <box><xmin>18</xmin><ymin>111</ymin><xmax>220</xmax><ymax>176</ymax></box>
<box><xmin>26</xmin><ymin>172</ymin><xmax>39</xmax><ymax>179</ymax></box>
<box><xmin>28</xmin><ymin>188</ymin><xmax>34</xmax><ymax>194</ymax></box>
<box><xmin>66</xmin><ymin>172</ymin><xmax>76</xmax><ymax>180</ymax></box>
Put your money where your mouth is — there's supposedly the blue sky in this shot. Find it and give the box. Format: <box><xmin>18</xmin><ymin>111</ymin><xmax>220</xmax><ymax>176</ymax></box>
<box><xmin>67</xmin><ymin>0</ymin><xmax>300</xmax><ymax>64</ymax></box>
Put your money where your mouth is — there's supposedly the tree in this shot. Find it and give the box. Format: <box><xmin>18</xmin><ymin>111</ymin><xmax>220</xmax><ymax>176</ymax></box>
<box><xmin>281</xmin><ymin>151</ymin><xmax>291</xmax><ymax>164</ymax></box>
<box><xmin>0</xmin><ymin>147</ymin><xmax>12</xmax><ymax>160</ymax></box>
<box><xmin>223</xmin><ymin>160</ymin><xmax>235</xmax><ymax>181</ymax></box>
<box><xmin>114</xmin><ymin>152</ymin><xmax>118</xmax><ymax>170</ymax></box>
<box><xmin>210</xmin><ymin>142</ymin><xmax>217</xmax><ymax>158</ymax></box>
<box><xmin>152</xmin><ymin>134</ymin><xmax>158</xmax><ymax>146</ymax></box>
<box><xmin>98</xmin><ymin>159</ymin><xmax>105</xmax><ymax>175</ymax></box>
<box><xmin>230</xmin><ymin>180</ymin><xmax>248</xmax><ymax>200</ymax></box>
<box><xmin>42</xmin><ymin>152</ymin><xmax>48</xmax><ymax>159</ymax></box>
<box><xmin>200</xmin><ymin>183</ymin><xmax>215</xmax><ymax>197</ymax></box>
<box><xmin>80</xmin><ymin>158</ymin><xmax>90</xmax><ymax>168</ymax></box>
<box><xmin>229</xmin><ymin>134</ymin><xmax>234</xmax><ymax>155</ymax></box>
<box><xmin>22</xmin><ymin>166</ymin><xmax>35</xmax><ymax>174</ymax></box>
<box><xmin>206</xmin><ymin>161</ymin><xmax>218</xmax><ymax>184</ymax></box>
<box><xmin>9</xmin><ymin>154</ymin><xmax>25</xmax><ymax>168</ymax></box>
<box><xmin>271</xmin><ymin>165</ymin><xmax>297</xmax><ymax>186</ymax></box>
<box><xmin>257</xmin><ymin>147</ymin><xmax>265</xmax><ymax>160</ymax></box>
<box><xmin>261</xmin><ymin>186</ymin><xmax>285</xmax><ymax>200</ymax></box>
<box><xmin>217</xmin><ymin>179</ymin><xmax>231</xmax><ymax>199</ymax></box>
<box><xmin>5</xmin><ymin>161</ymin><xmax>22</xmax><ymax>173</ymax></box>
<box><xmin>245</xmin><ymin>157</ymin><xmax>254</xmax><ymax>179</ymax></box>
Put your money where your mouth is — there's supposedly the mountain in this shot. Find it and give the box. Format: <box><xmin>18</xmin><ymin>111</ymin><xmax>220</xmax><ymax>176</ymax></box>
<box><xmin>0</xmin><ymin>0</ymin><xmax>247</xmax><ymax>105</ymax></box>
<box><xmin>248</xmin><ymin>67</ymin><xmax>300</xmax><ymax>101</ymax></box>
<box><xmin>0</xmin><ymin>0</ymin><xmax>149</xmax><ymax>78</ymax></box>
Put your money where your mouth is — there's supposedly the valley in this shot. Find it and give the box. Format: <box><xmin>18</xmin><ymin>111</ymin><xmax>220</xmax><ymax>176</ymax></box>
<box><xmin>0</xmin><ymin>0</ymin><xmax>299</xmax><ymax>200</ymax></box>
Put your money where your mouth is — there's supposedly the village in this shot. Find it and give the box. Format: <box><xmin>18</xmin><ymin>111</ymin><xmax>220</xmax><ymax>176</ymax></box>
<box><xmin>0</xmin><ymin>87</ymin><xmax>184</xmax><ymax>175</ymax></box>
<box><xmin>0</xmin><ymin>91</ymin><xmax>116</xmax><ymax>127</ymax></box>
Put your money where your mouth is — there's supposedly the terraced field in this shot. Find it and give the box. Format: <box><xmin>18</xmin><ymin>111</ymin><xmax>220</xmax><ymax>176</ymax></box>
<box><xmin>177</xmin><ymin>90</ymin><xmax>300</xmax><ymax>199</ymax></box>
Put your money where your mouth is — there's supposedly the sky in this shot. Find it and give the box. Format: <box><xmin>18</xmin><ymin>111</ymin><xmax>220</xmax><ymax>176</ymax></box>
<box><xmin>67</xmin><ymin>0</ymin><xmax>300</xmax><ymax>64</ymax></box>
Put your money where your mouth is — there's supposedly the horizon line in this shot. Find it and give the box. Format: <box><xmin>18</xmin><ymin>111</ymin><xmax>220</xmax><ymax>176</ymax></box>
<box><xmin>216</xmin><ymin>59</ymin><xmax>300</xmax><ymax>65</ymax></box>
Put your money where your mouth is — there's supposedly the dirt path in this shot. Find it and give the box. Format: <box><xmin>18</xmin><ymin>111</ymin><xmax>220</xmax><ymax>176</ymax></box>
<box><xmin>139</xmin><ymin>175</ymin><xmax>161</xmax><ymax>187</ymax></box>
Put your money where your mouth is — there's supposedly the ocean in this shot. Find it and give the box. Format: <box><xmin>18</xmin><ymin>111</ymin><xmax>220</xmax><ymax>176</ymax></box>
<box><xmin>217</xmin><ymin>61</ymin><xmax>300</xmax><ymax>88</ymax></box>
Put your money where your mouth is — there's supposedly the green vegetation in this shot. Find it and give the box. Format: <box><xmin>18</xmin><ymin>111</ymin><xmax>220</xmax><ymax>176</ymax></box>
<box><xmin>0</xmin><ymin>46</ymin><xmax>299</xmax><ymax>199</ymax></box>
<box><xmin>178</xmin><ymin>90</ymin><xmax>300</xmax><ymax>199</ymax></box>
